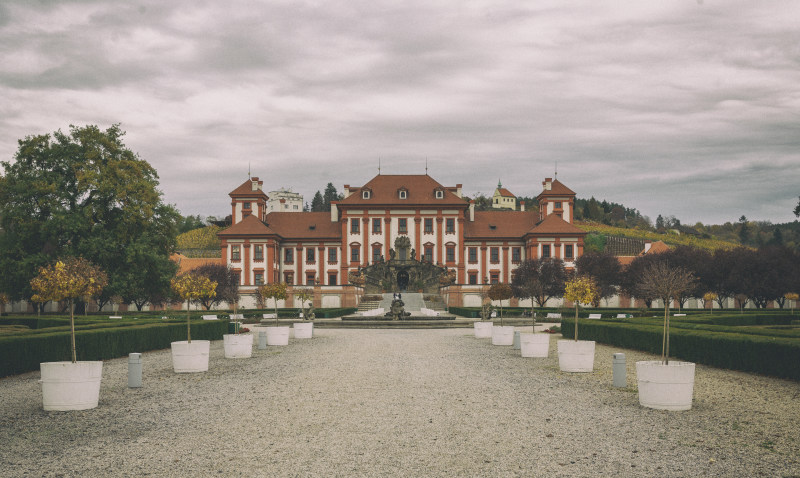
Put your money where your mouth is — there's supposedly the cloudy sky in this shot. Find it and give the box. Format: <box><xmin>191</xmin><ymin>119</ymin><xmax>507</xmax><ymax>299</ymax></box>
<box><xmin>1</xmin><ymin>0</ymin><xmax>799</xmax><ymax>225</ymax></box>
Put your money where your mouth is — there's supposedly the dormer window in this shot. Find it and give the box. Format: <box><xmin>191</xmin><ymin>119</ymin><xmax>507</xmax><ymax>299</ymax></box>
<box><xmin>398</xmin><ymin>188</ymin><xmax>408</xmax><ymax>200</ymax></box>
<box><xmin>362</xmin><ymin>189</ymin><xmax>371</xmax><ymax>200</ymax></box>
<box><xmin>435</xmin><ymin>189</ymin><xmax>444</xmax><ymax>199</ymax></box>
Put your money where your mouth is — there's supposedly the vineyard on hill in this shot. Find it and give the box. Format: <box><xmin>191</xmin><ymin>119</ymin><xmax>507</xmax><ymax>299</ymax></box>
<box><xmin>576</xmin><ymin>221</ymin><xmax>741</xmax><ymax>252</ymax></box>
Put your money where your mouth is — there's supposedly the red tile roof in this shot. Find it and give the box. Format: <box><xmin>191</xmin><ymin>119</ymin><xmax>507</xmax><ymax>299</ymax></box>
<box><xmin>263</xmin><ymin>212</ymin><xmax>341</xmax><ymax>240</ymax></box>
<box><xmin>171</xmin><ymin>253</ymin><xmax>225</xmax><ymax>275</ymax></box>
<box><xmin>496</xmin><ymin>187</ymin><xmax>515</xmax><ymax>198</ymax></box>
<box><xmin>527</xmin><ymin>214</ymin><xmax>587</xmax><ymax>236</ymax></box>
<box><xmin>465</xmin><ymin>211</ymin><xmax>538</xmax><ymax>239</ymax></box>
<box><xmin>537</xmin><ymin>178</ymin><xmax>576</xmax><ymax>198</ymax></box>
<box><xmin>338</xmin><ymin>174</ymin><xmax>467</xmax><ymax>207</ymax></box>
<box><xmin>229</xmin><ymin>177</ymin><xmax>268</xmax><ymax>199</ymax></box>
<box><xmin>217</xmin><ymin>214</ymin><xmax>277</xmax><ymax>237</ymax></box>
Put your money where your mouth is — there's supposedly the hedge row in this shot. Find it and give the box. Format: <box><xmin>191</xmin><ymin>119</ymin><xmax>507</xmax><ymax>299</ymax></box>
<box><xmin>0</xmin><ymin>320</ymin><xmax>227</xmax><ymax>378</ymax></box>
<box><xmin>560</xmin><ymin>319</ymin><xmax>800</xmax><ymax>381</ymax></box>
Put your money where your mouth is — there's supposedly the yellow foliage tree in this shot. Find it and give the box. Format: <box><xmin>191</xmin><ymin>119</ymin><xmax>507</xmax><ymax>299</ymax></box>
<box><xmin>564</xmin><ymin>276</ymin><xmax>598</xmax><ymax>341</ymax></box>
<box><xmin>257</xmin><ymin>282</ymin><xmax>288</xmax><ymax>325</ymax></box>
<box><xmin>785</xmin><ymin>292</ymin><xmax>799</xmax><ymax>315</ymax></box>
<box><xmin>171</xmin><ymin>274</ymin><xmax>217</xmax><ymax>342</ymax></box>
<box><xmin>294</xmin><ymin>287</ymin><xmax>314</xmax><ymax>320</ymax></box>
<box><xmin>30</xmin><ymin>257</ymin><xmax>108</xmax><ymax>362</ymax></box>
<box><xmin>703</xmin><ymin>292</ymin><xmax>718</xmax><ymax>314</ymax></box>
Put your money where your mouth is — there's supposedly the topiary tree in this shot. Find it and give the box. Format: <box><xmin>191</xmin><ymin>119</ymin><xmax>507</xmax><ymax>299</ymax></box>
<box><xmin>488</xmin><ymin>282</ymin><xmax>513</xmax><ymax>326</ymax></box>
<box><xmin>563</xmin><ymin>276</ymin><xmax>598</xmax><ymax>342</ymax></box>
<box><xmin>294</xmin><ymin>287</ymin><xmax>314</xmax><ymax>320</ymax></box>
<box><xmin>30</xmin><ymin>257</ymin><xmax>108</xmax><ymax>363</ymax></box>
<box><xmin>258</xmin><ymin>282</ymin><xmax>288</xmax><ymax>325</ymax></box>
<box><xmin>171</xmin><ymin>273</ymin><xmax>217</xmax><ymax>342</ymax></box>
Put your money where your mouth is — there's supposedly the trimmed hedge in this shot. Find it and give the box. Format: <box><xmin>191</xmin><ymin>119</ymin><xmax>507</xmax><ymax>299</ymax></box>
<box><xmin>560</xmin><ymin>319</ymin><xmax>800</xmax><ymax>381</ymax></box>
<box><xmin>0</xmin><ymin>319</ymin><xmax>227</xmax><ymax>378</ymax></box>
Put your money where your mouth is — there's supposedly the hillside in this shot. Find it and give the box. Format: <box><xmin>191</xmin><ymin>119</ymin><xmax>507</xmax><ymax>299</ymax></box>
<box><xmin>575</xmin><ymin>221</ymin><xmax>741</xmax><ymax>252</ymax></box>
<box><xmin>176</xmin><ymin>225</ymin><xmax>222</xmax><ymax>258</ymax></box>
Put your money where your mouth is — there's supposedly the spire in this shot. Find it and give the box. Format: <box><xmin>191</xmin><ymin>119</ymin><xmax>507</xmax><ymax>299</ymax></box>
<box><xmin>497</xmin><ymin>179</ymin><xmax>502</xmax><ymax>188</ymax></box>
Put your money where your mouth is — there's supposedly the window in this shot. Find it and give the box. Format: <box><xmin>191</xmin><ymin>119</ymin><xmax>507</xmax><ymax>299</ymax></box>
<box><xmin>490</xmin><ymin>272</ymin><xmax>499</xmax><ymax>284</ymax></box>
<box><xmin>565</xmin><ymin>244</ymin><xmax>574</xmax><ymax>259</ymax></box>
<box><xmin>511</xmin><ymin>247</ymin><xmax>521</xmax><ymax>263</ymax></box>
<box><xmin>372</xmin><ymin>245</ymin><xmax>382</xmax><ymax>262</ymax></box>
<box><xmin>328</xmin><ymin>273</ymin><xmax>337</xmax><ymax>285</ymax></box>
<box><xmin>243</xmin><ymin>202</ymin><xmax>251</xmax><ymax>210</ymax></box>
<box><xmin>254</xmin><ymin>272</ymin><xmax>264</xmax><ymax>286</ymax></box>
<box><xmin>231</xmin><ymin>245</ymin><xmax>241</xmax><ymax>261</ymax></box>
<box><xmin>469</xmin><ymin>273</ymin><xmax>478</xmax><ymax>285</ymax></box>
<box><xmin>350</xmin><ymin>218</ymin><xmax>360</xmax><ymax>234</ymax></box>
<box><xmin>399</xmin><ymin>190</ymin><xmax>407</xmax><ymax>199</ymax></box>
<box><xmin>542</xmin><ymin>245</ymin><xmax>551</xmax><ymax>258</ymax></box>
<box><xmin>306</xmin><ymin>273</ymin><xmax>315</xmax><ymax>285</ymax></box>
<box><xmin>446</xmin><ymin>245</ymin><xmax>455</xmax><ymax>263</ymax></box>
<box><xmin>555</xmin><ymin>201</ymin><xmax>562</xmax><ymax>209</ymax></box>
<box><xmin>445</xmin><ymin>218</ymin><xmax>455</xmax><ymax>233</ymax></box>
<box><xmin>306</xmin><ymin>248</ymin><xmax>315</xmax><ymax>263</ymax></box>
<box><xmin>372</xmin><ymin>218</ymin><xmax>381</xmax><ymax>234</ymax></box>
<box><xmin>362</xmin><ymin>190</ymin><xmax>371</xmax><ymax>199</ymax></box>
<box><xmin>424</xmin><ymin>246</ymin><xmax>433</xmax><ymax>262</ymax></box>
<box><xmin>284</xmin><ymin>248</ymin><xmax>293</xmax><ymax>264</ymax></box>
<box><xmin>328</xmin><ymin>248</ymin><xmax>337</xmax><ymax>263</ymax></box>
<box><xmin>424</xmin><ymin>218</ymin><xmax>433</xmax><ymax>233</ymax></box>
<box><xmin>398</xmin><ymin>218</ymin><xmax>407</xmax><ymax>233</ymax></box>
<box><xmin>351</xmin><ymin>246</ymin><xmax>360</xmax><ymax>263</ymax></box>
<box><xmin>490</xmin><ymin>247</ymin><xmax>499</xmax><ymax>263</ymax></box>
<box><xmin>293</xmin><ymin>205</ymin><xmax>299</xmax><ymax>210</ymax></box>
<box><xmin>435</xmin><ymin>190</ymin><xmax>444</xmax><ymax>199</ymax></box>
<box><xmin>254</xmin><ymin>245</ymin><xmax>264</xmax><ymax>261</ymax></box>
<box><xmin>468</xmin><ymin>247</ymin><xmax>478</xmax><ymax>263</ymax></box>
<box><xmin>284</xmin><ymin>272</ymin><xmax>294</xmax><ymax>285</ymax></box>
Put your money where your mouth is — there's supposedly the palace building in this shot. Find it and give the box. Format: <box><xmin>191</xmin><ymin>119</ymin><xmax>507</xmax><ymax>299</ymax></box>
<box><xmin>218</xmin><ymin>174</ymin><xmax>586</xmax><ymax>308</ymax></box>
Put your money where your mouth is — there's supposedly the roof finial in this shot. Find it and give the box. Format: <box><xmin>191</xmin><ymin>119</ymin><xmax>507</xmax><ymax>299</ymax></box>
<box><xmin>378</xmin><ymin>157</ymin><xmax>381</xmax><ymax>175</ymax></box>
<box><xmin>248</xmin><ymin>162</ymin><xmax>251</xmax><ymax>179</ymax></box>
<box><xmin>425</xmin><ymin>157</ymin><xmax>428</xmax><ymax>175</ymax></box>
<box><xmin>498</xmin><ymin>178</ymin><xmax>502</xmax><ymax>188</ymax></box>
<box><xmin>554</xmin><ymin>161</ymin><xmax>558</xmax><ymax>179</ymax></box>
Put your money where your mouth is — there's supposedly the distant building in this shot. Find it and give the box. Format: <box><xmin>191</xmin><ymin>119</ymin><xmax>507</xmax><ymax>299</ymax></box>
<box><xmin>266</xmin><ymin>187</ymin><xmax>303</xmax><ymax>212</ymax></box>
<box><xmin>491</xmin><ymin>180</ymin><xmax>517</xmax><ymax>210</ymax></box>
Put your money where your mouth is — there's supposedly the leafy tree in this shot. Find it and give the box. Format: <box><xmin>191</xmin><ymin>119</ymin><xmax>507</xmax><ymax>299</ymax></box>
<box><xmin>662</xmin><ymin>246</ymin><xmax>710</xmax><ymax>310</ymax></box>
<box><xmin>295</xmin><ymin>288</ymin><xmax>314</xmax><ymax>320</ymax></box>
<box><xmin>702</xmin><ymin>292</ymin><xmax>717</xmax><ymax>314</ymax></box>
<box><xmin>620</xmin><ymin>253</ymin><xmax>663</xmax><ymax>308</ymax></box>
<box><xmin>795</xmin><ymin>196</ymin><xmax>800</xmax><ymax>218</ymax></box>
<box><xmin>636</xmin><ymin>262</ymin><xmax>695</xmax><ymax>364</ymax></box>
<box><xmin>0</xmin><ymin>124</ymin><xmax>178</xmax><ymax>311</ymax></box>
<box><xmin>177</xmin><ymin>214</ymin><xmax>206</xmax><ymax>234</ymax></box>
<box><xmin>575</xmin><ymin>251</ymin><xmax>620</xmax><ymax>306</ymax></box>
<box><xmin>30</xmin><ymin>257</ymin><xmax>107</xmax><ymax>362</ymax></box>
<box><xmin>738</xmin><ymin>215</ymin><xmax>750</xmax><ymax>244</ymax></box>
<box><xmin>310</xmin><ymin>191</ymin><xmax>325</xmax><ymax>212</ymax></box>
<box><xmin>171</xmin><ymin>273</ymin><xmax>216</xmax><ymax>342</ymax></box>
<box><xmin>563</xmin><ymin>276</ymin><xmax>598</xmax><ymax>341</ymax></box>
<box><xmin>487</xmin><ymin>282</ymin><xmax>513</xmax><ymax>325</ymax></box>
<box><xmin>258</xmin><ymin>282</ymin><xmax>288</xmax><ymax>325</ymax></box>
<box><xmin>655</xmin><ymin>215</ymin><xmax>665</xmax><ymax>231</ymax></box>
<box><xmin>322</xmin><ymin>183</ymin><xmax>343</xmax><ymax>211</ymax></box>
<box><xmin>511</xmin><ymin>258</ymin><xmax>566</xmax><ymax>329</ymax></box>
<box><xmin>193</xmin><ymin>263</ymin><xmax>240</xmax><ymax>310</ymax></box>
<box><xmin>583</xmin><ymin>233</ymin><xmax>607</xmax><ymax>254</ymax></box>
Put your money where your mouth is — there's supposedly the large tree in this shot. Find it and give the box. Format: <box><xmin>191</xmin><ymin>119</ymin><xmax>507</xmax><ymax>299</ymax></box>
<box><xmin>0</xmin><ymin>124</ymin><xmax>179</xmax><ymax>308</ymax></box>
<box><xmin>511</xmin><ymin>258</ymin><xmax>566</xmax><ymax>315</ymax></box>
<box><xmin>575</xmin><ymin>251</ymin><xmax>620</xmax><ymax>306</ymax></box>
<box><xmin>192</xmin><ymin>263</ymin><xmax>240</xmax><ymax>310</ymax></box>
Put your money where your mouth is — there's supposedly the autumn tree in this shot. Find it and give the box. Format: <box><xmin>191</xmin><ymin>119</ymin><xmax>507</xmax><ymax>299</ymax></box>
<box><xmin>487</xmin><ymin>282</ymin><xmax>513</xmax><ymax>325</ymax></box>
<box><xmin>636</xmin><ymin>262</ymin><xmax>695</xmax><ymax>364</ymax></box>
<box><xmin>258</xmin><ymin>282</ymin><xmax>288</xmax><ymax>325</ymax></box>
<box><xmin>511</xmin><ymin>258</ymin><xmax>566</xmax><ymax>329</ymax></box>
<box><xmin>563</xmin><ymin>276</ymin><xmax>598</xmax><ymax>341</ymax></box>
<box><xmin>171</xmin><ymin>273</ymin><xmax>217</xmax><ymax>342</ymax></box>
<box><xmin>30</xmin><ymin>257</ymin><xmax>108</xmax><ymax>362</ymax></box>
<box><xmin>575</xmin><ymin>251</ymin><xmax>620</xmax><ymax>306</ymax></box>
<box><xmin>193</xmin><ymin>263</ymin><xmax>240</xmax><ymax>310</ymax></box>
<box><xmin>294</xmin><ymin>288</ymin><xmax>314</xmax><ymax>320</ymax></box>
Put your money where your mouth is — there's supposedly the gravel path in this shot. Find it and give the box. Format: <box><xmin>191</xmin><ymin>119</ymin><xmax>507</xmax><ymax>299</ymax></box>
<box><xmin>1</xmin><ymin>328</ymin><xmax>799</xmax><ymax>477</ymax></box>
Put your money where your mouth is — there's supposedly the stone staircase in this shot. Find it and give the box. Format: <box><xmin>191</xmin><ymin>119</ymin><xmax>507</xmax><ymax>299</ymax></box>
<box><xmin>423</xmin><ymin>294</ymin><xmax>447</xmax><ymax>313</ymax></box>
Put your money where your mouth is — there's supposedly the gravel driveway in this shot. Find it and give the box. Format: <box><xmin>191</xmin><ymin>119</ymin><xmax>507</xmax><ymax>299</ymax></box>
<box><xmin>1</xmin><ymin>328</ymin><xmax>798</xmax><ymax>477</ymax></box>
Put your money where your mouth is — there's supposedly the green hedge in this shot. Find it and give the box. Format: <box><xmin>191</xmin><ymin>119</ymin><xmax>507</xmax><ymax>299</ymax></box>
<box><xmin>560</xmin><ymin>319</ymin><xmax>800</xmax><ymax>381</ymax></box>
<box><xmin>0</xmin><ymin>320</ymin><xmax>227</xmax><ymax>378</ymax></box>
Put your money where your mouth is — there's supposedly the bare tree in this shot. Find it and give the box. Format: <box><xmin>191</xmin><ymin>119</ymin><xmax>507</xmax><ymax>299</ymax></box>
<box><xmin>636</xmin><ymin>262</ymin><xmax>696</xmax><ymax>364</ymax></box>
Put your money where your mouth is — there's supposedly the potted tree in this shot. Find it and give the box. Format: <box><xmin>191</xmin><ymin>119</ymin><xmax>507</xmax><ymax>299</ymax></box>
<box><xmin>293</xmin><ymin>287</ymin><xmax>314</xmax><ymax>339</ymax></box>
<box><xmin>635</xmin><ymin>262</ymin><xmax>697</xmax><ymax>410</ymax></box>
<box><xmin>260</xmin><ymin>282</ymin><xmax>290</xmax><ymax>346</ymax></box>
<box><xmin>170</xmin><ymin>273</ymin><xmax>217</xmax><ymax>372</ymax></box>
<box><xmin>558</xmin><ymin>276</ymin><xmax>598</xmax><ymax>372</ymax></box>
<box><xmin>474</xmin><ymin>287</ymin><xmax>494</xmax><ymax>338</ymax></box>
<box><xmin>512</xmin><ymin>258</ymin><xmax>566</xmax><ymax>357</ymax></box>
<box><xmin>31</xmin><ymin>257</ymin><xmax>108</xmax><ymax>411</ymax></box>
<box><xmin>488</xmin><ymin>283</ymin><xmax>514</xmax><ymax>346</ymax></box>
<box><xmin>222</xmin><ymin>295</ymin><xmax>252</xmax><ymax>359</ymax></box>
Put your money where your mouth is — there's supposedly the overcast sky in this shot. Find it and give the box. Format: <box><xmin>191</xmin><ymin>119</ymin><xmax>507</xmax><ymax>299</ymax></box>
<box><xmin>1</xmin><ymin>1</ymin><xmax>799</xmax><ymax>226</ymax></box>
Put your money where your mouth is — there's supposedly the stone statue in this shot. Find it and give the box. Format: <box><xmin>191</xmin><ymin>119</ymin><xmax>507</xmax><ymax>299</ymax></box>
<box><xmin>385</xmin><ymin>298</ymin><xmax>411</xmax><ymax>320</ymax></box>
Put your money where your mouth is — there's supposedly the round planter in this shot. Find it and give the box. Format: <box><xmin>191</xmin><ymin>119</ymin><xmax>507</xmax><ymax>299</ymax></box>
<box><xmin>171</xmin><ymin>340</ymin><xmax>210</xmax><ymax>373</ymax></box>
<box><xmin>557</xmin><ymin>339</ymin><xmax>596</xmax><ymax>372</ymax></box>
<box><xmin>40</xmin><ymin>361</ymin><xmax>103</xmax><ymax>411</ymax></box>
<box><xmin>491</xmin><ymin>325</ymin><xmax>515</xmax><ymax>346</ymax></box>
<box><xmin>266</xmin><ymin>326</ymin><xmax>290</xmax><ymax>346</ymax></box>
<box><xmin>636</xmin><ymin>361</ymin><xmax>696</xmax><ymax>411</ymax></box>
<box><xmin>473</xmin><ymin>321</ymin><xmax>493</xmax><ymax>338</ymax></box>
<box><xmin>223</xmin><ymin>334</ymin><xmax>253</xmax><ymax>359</ymax></box>
<box><xmin>520</xmin><ymin>333</ymin><xmax>550</xmax><ymax>358</ymax></box>
<box><xmin>293</xmin><ymin>322</ymin><xmax>314</xmax><ymax>339</ymax></box>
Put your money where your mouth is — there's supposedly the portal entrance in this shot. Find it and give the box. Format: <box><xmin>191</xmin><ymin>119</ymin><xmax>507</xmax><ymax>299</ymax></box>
<box><xmin>396</xmin><ymin>270</ymin><xmax>409</xmax><ymax>291</ymax></box>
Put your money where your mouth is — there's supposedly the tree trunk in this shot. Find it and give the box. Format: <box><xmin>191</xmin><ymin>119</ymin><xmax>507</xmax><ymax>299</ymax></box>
<box><xmin>70</xmin><ymin>299</ymin><xmax>77</xmax><ymax>363</ymax></box>
<box><xmin>186</xmin><ymin>300</ymin><xmax>191</xmax><ymax>343</ymax></box>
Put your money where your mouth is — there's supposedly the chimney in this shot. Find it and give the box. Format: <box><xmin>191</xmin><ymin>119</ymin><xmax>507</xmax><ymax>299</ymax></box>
<box><xmin>331</xmin><ymin>202</ymin><xmax>339</xmax><ymax>222</ymax></box>
<box><xmin>251</xmin><ymin>177</ymin><xmax>262</xmax><ymax>191</ymax></box>
<box><xmin>520</xmin><ymin>200</ymin><xmax>525</xmax><ymax>212</ymax></box>
<box><xmin>542</xmin><ymin>178</ymin><xmax>552</xmax><ymax>191</ymax></box>
<box><xmin>469</xmin><ymin>200</ymin><xmax>475</xmax><ymax>222</ymax></box>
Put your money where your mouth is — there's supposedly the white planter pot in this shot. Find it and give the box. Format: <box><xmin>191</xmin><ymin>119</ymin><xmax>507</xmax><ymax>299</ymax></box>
<box><xmin>636</xmin><ymin>361</ymin><xmax>696</xmax><ymax>411</ymax></box>
<box><xmin>223</xmin><ymin>334</ymin><xmax>253</xmax><ymax>359</ymax></box>
<box><xmin>171</xmin><ymin>340</ymin><xmax>210</xmax><ymax>373</ymax></box>
<box><xmin>557</xmin><ymin>340</ymin><xmax>596</xmax><ymax>372</ymax></box>
<box><xmin>520</xmin><ymin>333</ymin><xmax>550</xmax><ymax>358</ymax></box>
<box><xmin>491</xmin><ymin>325</ymin><xmax>515</xmax><ymax>346</ymax></box>
<box><xmin>266</xmin><ymin>326</ymin><xmax>290</xmax><ymax>346</ymax></box>
<box><xmin>473</xmin><ymin>321</ymin><xmax>493</xmax><ymax>338</ymax></box>
<box><xmin>293</xmin><ymin>322</ymin><xmax>314</xmax><ymax>339</ymax></box>
<box><xmin>40</xmin><ymin>361</ymin><xmax>103</xmax><ymax>411</ymax></box>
